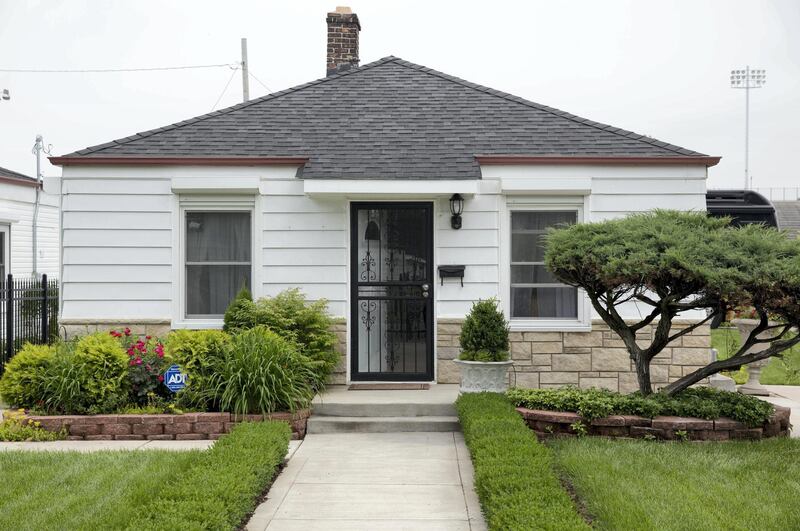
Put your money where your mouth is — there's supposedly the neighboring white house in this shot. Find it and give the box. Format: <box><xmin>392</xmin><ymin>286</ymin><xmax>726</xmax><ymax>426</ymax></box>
<box><xmin>0</xmin><ymin>165</ymin><xmax>59</xmax><ymax>280</ymax></box>
<box><xmin>50</xmin><ymin>8</ymin><xmax>718</xmax><ymax>389</ymax></box>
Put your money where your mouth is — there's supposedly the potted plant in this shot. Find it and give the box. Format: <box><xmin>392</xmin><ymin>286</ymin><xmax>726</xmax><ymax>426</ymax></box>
<box><xmin>453</xmin><ymin>298</ymin><xmax>512</xmax><ymax>393</ymax></box>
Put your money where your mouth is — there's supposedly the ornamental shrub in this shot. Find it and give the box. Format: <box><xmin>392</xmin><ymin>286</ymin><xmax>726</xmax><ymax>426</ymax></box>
<box><xmin>223</xmin><ymin>288</ymin><xmax>339</xmax><ymax>389</ymax></box>
<box><xmin>73</xmin><ymin>332</ymin><xmax>129</xmax><ymax>406</ymax></box>
<box><xmin>223</xmin><ymin>285</ymin><xmax>256</xmax><ymax>332</ymax></box>
<box><xmin>209</xmin><ymin>326</ymin><xmax>317</xmax><ymax>415</ymax></box>
<box><xmin>164</xmin><ymin>329</ymin><xmax>231</xmax><ymax>407</ymax></box>
<box><xmin>0</xmin><ymin>343</ymin><xmax>54</xmax><ymax>408</ymax></box>
<box><xmin>110</xmin><ymin>329</ymin><xmax>169</xmax><ymax>404</ymax></box>
<box><xmin>459</xmin><ymin>298</ymin><xmax>509</xmax><ymax>362</ymax></box>
<box><xmin>506</xmin><ymin>386</ymin><xmax>774</xmax><ymax>427</ymax></box>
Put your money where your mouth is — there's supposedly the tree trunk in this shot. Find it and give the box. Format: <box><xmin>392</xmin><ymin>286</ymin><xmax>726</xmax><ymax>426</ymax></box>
<box><xmin>634</xmin><ymin>356</ymin><xmax>653</xmax><ymax>395</ymax></box>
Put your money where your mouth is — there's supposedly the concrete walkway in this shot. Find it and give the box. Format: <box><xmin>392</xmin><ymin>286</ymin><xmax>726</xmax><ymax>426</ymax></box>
<box><xmin>247</xmin><ymin>432</ymin><xmax>486</xmax><ymax>531</ymax></box>
<box><xmin>762</xmin><ymin>385</ymin><xmax>800</xmax><ymax>438</ymax></box>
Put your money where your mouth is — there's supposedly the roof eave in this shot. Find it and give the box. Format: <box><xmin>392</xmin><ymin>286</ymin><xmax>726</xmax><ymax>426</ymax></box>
<box><xmin>475</xmin><ymin>155</ymin><xmax>721</xmax><ymax>167</ymax></box>
<box><xmin>48</xmin><ymin>156</ymin><xmax>309</xmax><ymax>167</ymax></box>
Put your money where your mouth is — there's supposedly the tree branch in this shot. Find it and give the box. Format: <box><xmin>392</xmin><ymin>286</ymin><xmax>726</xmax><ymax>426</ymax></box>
<box><xmin>666</xmin><ymin>311</ymin><xmax>717</xmax><ymax>343</ymax></box>
<box><xmin>663</xmin><ymin>334</ymin><xmax>800</xmax><ymax>395</ymax></box>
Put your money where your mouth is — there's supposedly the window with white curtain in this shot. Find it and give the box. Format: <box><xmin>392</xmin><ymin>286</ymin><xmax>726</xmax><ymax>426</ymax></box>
<box><xmin>510</xmin><ymin>211</ymin><xmax>577</xmax><ymax>319</ymax></box>
<box><xmin>185</xmin><ymin>211</ymin><xmax>251</xmax><ymax>318</ymax></box>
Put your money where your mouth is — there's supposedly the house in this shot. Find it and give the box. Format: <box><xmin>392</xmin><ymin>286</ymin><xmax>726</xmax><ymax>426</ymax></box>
<box><xmin>0</xmin><ymin>165</ymin><xmax>59</xmax><ymax>279</ymax></box>
<box><xmin>49</xmin><ymin>7</ymin><xmax>719</xmax><ymax>390</ymax></box>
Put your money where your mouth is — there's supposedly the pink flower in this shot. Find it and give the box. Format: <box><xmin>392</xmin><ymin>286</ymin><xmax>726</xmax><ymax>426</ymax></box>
<box><xmin>110</xmin><ymin>330</ymin><xmax>121</xmax><ymax>338</ymax></box>
<box><xmin>158</xmin><ymin>375</ymin><xmax>164</xmax><ymax>382</ymax></box>
<box><xmin>145</xmin><ymin>335</ymin><xmax>152</xmax><ymax>340</ymax></box>
<box><xmin>155</xmin><ymin>344</ymin><xmax>165</xmax><ymax>358</ymax></box>
<box><xmin>124</xmin><ymin>327</ymin><xmax>131</xmax><ymax>336</ymax></box>
<box><xmin>127</xmin><ymin>347</ymin><xmax>135</xmax><ymax>357</ymax></box>
<box><xmin>135</xmin><ymin>357</ymin><xmax>143</xmax><ymax>365</ymax></box>
<box><xmin>129</xmin><ymin>359</ymin><xmax>136</xmax><ymax>366</ymax></box>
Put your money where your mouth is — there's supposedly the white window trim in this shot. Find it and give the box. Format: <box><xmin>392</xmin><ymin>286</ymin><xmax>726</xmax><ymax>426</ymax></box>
<box><xmin>499</xmin><ymin>196</ymin><xmax>592</xmax><ymax>332</ymax></box>
<box><xmin>0</xmin><ymin>224</ymin><xmax>9</xmax><ymax>278</ymax></box>
<box><xmin>172</xmin><ymin>195</ymin><xmax>259</xmax><ymax>329</ymax></box>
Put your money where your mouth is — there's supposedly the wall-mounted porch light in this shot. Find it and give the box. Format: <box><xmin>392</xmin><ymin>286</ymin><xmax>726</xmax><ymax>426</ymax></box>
<box><xmin>450</xmin><ymin>193</ymin><xmax>464</xmax><ymax>229</ymax></box>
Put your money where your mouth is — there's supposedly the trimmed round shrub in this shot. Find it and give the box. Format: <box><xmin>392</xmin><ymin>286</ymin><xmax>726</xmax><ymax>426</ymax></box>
<box><xmin>210</xmin><ymin>326</ymin><xmax>317</xmax><ymax>415</ymax></box>
<box><xmin>73</xmin><ymin>332</ymin><xmax>129</xmax><ymax>405</ymax></box>
<box><xmin>0</xmin><ymin>343</ymin><xmax>54</xmax><ymax>408</ymax></box>
<box><xmin>459</xmin><ymin>298</ymin><xmax>510</xmax><ymax>362</ymax></box>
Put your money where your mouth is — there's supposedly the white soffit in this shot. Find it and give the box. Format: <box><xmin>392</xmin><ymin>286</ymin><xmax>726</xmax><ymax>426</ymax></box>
<box><xmin>303</xmin><ymin>179</ymin><xmax>480</xmax><ymax>196</ymax></box>
<box><xmin>171</xmin><ymin>177</ymin><xmax>260</xmax><ymax>194</ymax></box>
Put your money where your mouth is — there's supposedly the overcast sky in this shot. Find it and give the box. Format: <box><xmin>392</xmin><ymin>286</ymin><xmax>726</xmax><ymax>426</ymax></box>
<box><xmin>0</xmin><ymin>0</ymin><xmax>797</xmax><ymax>189</ymax></box>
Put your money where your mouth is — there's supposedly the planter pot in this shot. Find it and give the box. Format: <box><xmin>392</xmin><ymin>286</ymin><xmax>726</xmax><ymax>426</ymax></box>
<box><xmin>453</xmin><ymin>359</ymin><xmax>513</xmax><ymax>393</ymax></box>
<box><xmin>731</xmin><ymin>318</ymin><xmax>776</xmax><ymax>396</ymax></box>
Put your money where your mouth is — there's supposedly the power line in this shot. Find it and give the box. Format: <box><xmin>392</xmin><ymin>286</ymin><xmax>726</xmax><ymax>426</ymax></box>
<box><xmin>0</xmin><ymin>63</ymin><xmax>237</xmax><ymax>73</ymax></box>
<box><xmin>248</xmin><ymin>70</ymin><xmax>273</xmax><ymax>94</ymax></box>
<box><xmin>211</xmin><ymin>66</ymin><xmax>240</xmax><ymax>111</ymax></box>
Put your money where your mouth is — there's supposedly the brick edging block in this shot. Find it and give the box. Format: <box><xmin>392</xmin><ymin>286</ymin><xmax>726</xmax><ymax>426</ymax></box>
<box><xmin>516</xmin><ymin>405</ymin><xmax>790</xmax><ymax>441</ymax></box>
<box><xmin>25</xmin><ymin>409</ymin><xmax>310</xmax><ymax>441</ymax></box>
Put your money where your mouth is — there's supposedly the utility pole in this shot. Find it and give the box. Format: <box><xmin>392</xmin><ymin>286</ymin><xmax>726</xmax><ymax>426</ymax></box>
<box><xmin>31</xmin><ymin>135</ymin><xmax>51</xmax><ymax>278</ymax></box>
<box><xmin>730</xmin><ymin>67</ymin><xmax>766</xmax><ymax>190</ymax></box>
<box><xmin>241</xmin><ymin>38</ymin><xmax>250</xmax><ymax>102</ymax></box>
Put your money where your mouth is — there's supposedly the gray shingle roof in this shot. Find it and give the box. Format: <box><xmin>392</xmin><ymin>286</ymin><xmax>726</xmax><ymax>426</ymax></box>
<box><xmin>0</xmin><ymin>165</ymin><xmax>36</xmax><ymax>183</ymax></box>
<box><xmin>58</xmin><ymin>56</ymin><xmax>710</xmax><ymax>179</ymax></box>
<box><xmin>774</xmin><ymin>201</ymin><xmax>800</xmax><ymax>239</ymax></box>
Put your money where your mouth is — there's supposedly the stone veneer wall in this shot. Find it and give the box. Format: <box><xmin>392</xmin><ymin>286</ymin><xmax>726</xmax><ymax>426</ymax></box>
<box><xmin>437</xmin><ymin>318</ymin><xmax>711</xmax><ymax>393</ymax></box>
<box><xmin>63</xmin><ymin>318</ymin><xmax>709</xmax><ymax>390</ymax></box>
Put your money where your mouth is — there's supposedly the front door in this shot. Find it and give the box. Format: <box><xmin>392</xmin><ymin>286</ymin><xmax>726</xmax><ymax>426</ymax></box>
<box><xmin>350</xmin><ymin>202</ymin><xmax>434</xmax><ymax>381</ymax></box>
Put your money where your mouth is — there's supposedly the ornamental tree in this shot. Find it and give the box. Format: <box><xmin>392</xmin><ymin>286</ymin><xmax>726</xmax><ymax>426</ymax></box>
<box><xmin>544</xmin><ymin>210</ymin><xmax>800</xmax><ymax>396</ymax></box>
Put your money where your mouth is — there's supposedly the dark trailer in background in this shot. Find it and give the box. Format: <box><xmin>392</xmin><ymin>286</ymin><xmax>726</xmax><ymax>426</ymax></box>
<box><xmin>705</xmin><ymin>190</ymin><xmax>778</xmax><ymax>328</ymax></box>
<box><xmin>706</xmin><ymin>190</ymin><xmax>778</xmax><ymax>227</ymax></box>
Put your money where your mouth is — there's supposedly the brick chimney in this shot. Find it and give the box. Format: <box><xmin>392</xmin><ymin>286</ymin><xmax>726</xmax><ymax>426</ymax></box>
<box><xmin>326</xmin><ymin>6</ymin><xmax>360</xmax><ymax>76</ymax></box>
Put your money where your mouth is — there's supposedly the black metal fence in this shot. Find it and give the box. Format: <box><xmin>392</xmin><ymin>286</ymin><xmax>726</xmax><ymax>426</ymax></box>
<box><xmin>0</xmin><ymin>274</ymin><xmax>59</xmax><ymax>372</ymax></box>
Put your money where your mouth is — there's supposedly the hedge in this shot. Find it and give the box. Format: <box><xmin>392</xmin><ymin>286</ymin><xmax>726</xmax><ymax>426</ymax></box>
<box><xmin>456</xmin><ymin>393</ymin><xmax>588</xmax><ymax>530</ymax></box>
<box><xmin>126</xmin><ymin>421</ymin><xmax>290</xmax><ymax>530</ymax></box>
<box><xmin>506</xmin><ymin>386</ymin><xmax>774</xmax><ymax>428</ymax></box>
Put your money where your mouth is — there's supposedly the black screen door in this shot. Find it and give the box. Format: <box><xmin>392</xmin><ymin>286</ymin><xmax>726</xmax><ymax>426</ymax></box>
<box><xmin>350</xmin><ymin>202</ymin><xmax>434</xmax><ymax>381</ymax></box>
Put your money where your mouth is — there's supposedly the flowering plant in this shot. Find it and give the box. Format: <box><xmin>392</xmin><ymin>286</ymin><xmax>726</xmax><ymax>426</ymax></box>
<box><xmin>110</xmin><ymin>328</ymin><xmax>170</xmax><ymax>403</ymax></box>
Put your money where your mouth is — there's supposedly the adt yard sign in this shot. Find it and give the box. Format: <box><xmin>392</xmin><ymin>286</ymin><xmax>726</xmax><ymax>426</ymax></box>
<box><xmin>164</xmin><ymin>364</ymin><xmax>187</xmax><ymax>392</ymax></box>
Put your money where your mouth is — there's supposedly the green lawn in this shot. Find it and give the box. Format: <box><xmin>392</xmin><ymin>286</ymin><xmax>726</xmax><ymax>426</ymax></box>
<box><xmin>0</xmin><ymin>421</ymin><xmax>290</xmax><ymax>530</ymax></box>
<box><xmin>712</xmin><ymin>327</ymin><xmax>800</xmax><ymax>385</ymax></box>
<box><xmin>551</xmin><ymin>437</ymin><xmax>800</xmax><ymax>530</ymax></box>
<box><xmin>0</xmin><ymin>450</ymin><xmax>198</xmax><ymax>530</ymax></box>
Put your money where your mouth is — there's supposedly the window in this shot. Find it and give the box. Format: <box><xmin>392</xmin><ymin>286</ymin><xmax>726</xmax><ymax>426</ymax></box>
<box><xmin>185</xmin><ymin>211</ymin><xmax>251</xmax><ymax>318</ymax></box>
<box><xmin>510</xmin><ymin>211</ymin><xmax>577</xmax><ymax>319</ymax></box>
<box><xmin>0</xmin><ymin>225</ymin><xmax>8</xmax><ymax>279</ymax></box>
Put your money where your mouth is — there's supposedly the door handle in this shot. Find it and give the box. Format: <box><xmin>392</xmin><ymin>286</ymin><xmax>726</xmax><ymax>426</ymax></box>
<box><xmin>422</xmin><ymin>284</ymin><xmax>429</xmax><ymax>291</ymax></box>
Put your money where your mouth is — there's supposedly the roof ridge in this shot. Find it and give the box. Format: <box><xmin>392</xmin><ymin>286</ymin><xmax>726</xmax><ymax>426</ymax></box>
<box><xmin>66</xmin><ymin>56</ymin><xmax>403</xmax><ymax>157</ymax></box>
<box><xmin>387</xmin><ymin>58</ymin><xmax>703</xmax><ymax>157</ymax></box>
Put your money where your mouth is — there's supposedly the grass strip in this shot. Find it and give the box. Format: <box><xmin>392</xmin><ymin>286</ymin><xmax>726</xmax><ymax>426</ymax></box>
<box><xmin>456</xmin><ymin>392</ymin><xmax>588</xmax><ymax>530</ymax></box>
<box><xmin>127</xmin><ymin>421</ymin><xmax>291</xmax><ymax>530</ymax></box>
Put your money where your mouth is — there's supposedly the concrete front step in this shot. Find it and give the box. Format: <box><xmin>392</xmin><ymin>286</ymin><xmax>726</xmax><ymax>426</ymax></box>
<box><xmin>307</xmin><ymin>415</ymin><xmax>461</xmax><ymax>434</ymax></box>
<box><xmin>312</xmin><ymin>401</ymin><xmax>456</xmax><ymax>418</ymax></box>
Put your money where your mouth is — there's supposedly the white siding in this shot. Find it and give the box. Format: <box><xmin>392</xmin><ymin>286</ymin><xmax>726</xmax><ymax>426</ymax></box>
<box><xmin>0</xmin><ymin>181</ymin><xmax>59</xmax><ymax>278</ymax></box>
<box><xmin>60</xmin><ymin>163</ymin><xmax>708</xmax><ymax>325</ymax></box>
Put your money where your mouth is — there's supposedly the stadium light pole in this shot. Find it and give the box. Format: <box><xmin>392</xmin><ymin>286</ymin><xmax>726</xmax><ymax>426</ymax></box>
<box><xmin>730</xmin><ymin>67</ymin><xmax>766</xmax><ymax>190</ymax></box>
